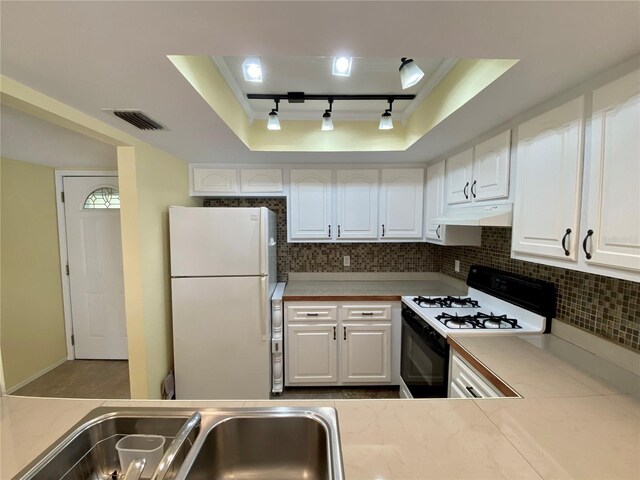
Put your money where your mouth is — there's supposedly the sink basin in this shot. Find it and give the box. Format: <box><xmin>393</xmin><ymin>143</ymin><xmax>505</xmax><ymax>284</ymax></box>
<box><xmin>14</xmin><ymin>407</ymin><xmax>344</xmax><ymax>480</ymax></box>
<box><xmin>182</xmin><ymin>414</ymin><xmax>333</xmax><ymax>480</ymax></box>
<box><xmin>14</xmin><ymin>408</ymin><xmax>199</xmax><ymax>480</ymax></box>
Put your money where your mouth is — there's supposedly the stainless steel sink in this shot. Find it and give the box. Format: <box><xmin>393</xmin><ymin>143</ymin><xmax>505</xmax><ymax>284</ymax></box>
<box><xmin>177</xmin><ymin>409</ymin><xmax>342</xmax><ymax>480</ymax></box>
<box><xmin>13</xmin><ymin>408</ymin><xmax>200</xmax><ymax>480</ymax></box>
<box><xmin>13</xmin><ymin>407</ymin><xmax>344</xmax><ymax>480</ymax></box>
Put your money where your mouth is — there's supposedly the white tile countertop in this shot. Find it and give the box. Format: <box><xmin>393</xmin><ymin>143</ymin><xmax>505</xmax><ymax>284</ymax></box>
<box><xmin>3</xmin><ymin>333</ymin><xmax>639</xmax><ymax>480</ymax></box>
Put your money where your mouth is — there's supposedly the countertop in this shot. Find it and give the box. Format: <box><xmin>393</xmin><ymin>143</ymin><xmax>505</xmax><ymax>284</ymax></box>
<box><xmin>3</xmin><ymin>334</ymin><xmax>639</xmax><ymax>480</ymax></box>
<box><xmin>283</xmin><ymin>272</ymin><xmax>467</xmax><ymax>300</ymax></box>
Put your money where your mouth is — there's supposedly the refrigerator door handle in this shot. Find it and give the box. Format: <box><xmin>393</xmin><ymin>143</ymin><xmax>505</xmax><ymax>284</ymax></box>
<box><xmin>260</xmin><ymin>277</ymin><xmax>268</xmax><ymax>341</ymax></box>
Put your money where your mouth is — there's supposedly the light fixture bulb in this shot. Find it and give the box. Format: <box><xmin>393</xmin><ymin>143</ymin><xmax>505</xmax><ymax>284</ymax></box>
<box><xmin>242</xmin><ymin>57</ymin><xmax>263</xmax><ymax>82</ymax></box>
<box><xmin>332</xmin><ymin>56</ymin><xmax>353</xmax><ymax>77</ymax></box>
<box><xmin>379</xmin><ymin>112</ymin><xmax>393</xmax><ymax>130</ymax></box>
<box><xmin>399</xmin><ymin>58</ymin><xmax>424</xmax><ymax>89</ymax></box>
<box><xmin>321</xmin><ymin>112</ymin><xmax>334</xmax><ymax>131</ymax></box>
<box><xmin>267</xmin><ymin>111</ymin><xmax>281</xmax><ymax>130</ymax></box>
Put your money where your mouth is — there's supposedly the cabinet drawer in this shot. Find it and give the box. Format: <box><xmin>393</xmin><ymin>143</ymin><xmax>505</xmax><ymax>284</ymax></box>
<box><xmin>451</xmin><ymin>354</ymin><xmax>502</xmax><ymax>398</ymax></box>
<box><xmin>341</xmin><ymin>304</ymin><xmax>392</xmax><ymax>321</ymax></box>
<box><xmin>287</xmin><ymin>305</ymin><xmax>337</xmax><ymax>322</ymax></box>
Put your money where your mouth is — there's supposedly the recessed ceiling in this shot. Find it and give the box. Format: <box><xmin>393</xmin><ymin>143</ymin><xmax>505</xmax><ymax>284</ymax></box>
<box><xmin>0</xmin><ymin>1</ymin><xmax>638</xmax><ymax>163</ymax></box>
<box><xmin>0</xmin><ymin>105</ymin><xmax>117</xmax><ymax>169</ymax></box>
<box><xmin>215</xmin><ymin>56</ymin><xmax>452</xmax><ymax>120</ymax></box>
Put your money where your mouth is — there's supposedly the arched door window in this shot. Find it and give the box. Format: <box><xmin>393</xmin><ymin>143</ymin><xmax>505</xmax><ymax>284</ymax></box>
<box><xmin>83</xmin><ymin>187</ymin><xmax>120</xmax><ymax>209</ymax></box>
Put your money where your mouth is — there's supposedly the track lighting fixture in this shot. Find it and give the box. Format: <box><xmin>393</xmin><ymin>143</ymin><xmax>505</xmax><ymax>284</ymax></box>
<box><xmin>267</xmin><ymin>99</ymin><xmax>281</xmax><ymax>130</ymax></box>
<box><xmin>378</xmin><ymin>99</ymin><xmax>394</xmax><ymax>130</ymax></box>
<box><xmin>399</xmin><ymin>57</ymin><xmax>424</xmax><ymax>89</ymax></box>
<box><xmin>321</xmin><ymin>98</ymin><xmax>334</xmax><ymax>131</ymax></box>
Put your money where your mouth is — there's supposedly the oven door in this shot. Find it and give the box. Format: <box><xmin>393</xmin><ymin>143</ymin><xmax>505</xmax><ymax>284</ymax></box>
<box><xmin>400</xmin><ymin>305</ymin><xmax>449</xmax><ymax>398</ymax></box>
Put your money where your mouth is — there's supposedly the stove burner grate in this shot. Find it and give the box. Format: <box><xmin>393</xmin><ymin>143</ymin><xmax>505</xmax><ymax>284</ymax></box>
<box><xmin>413</xmin><ymin>296</ymin><xmax>480</xmax><ymax>308</ymax></box>
<box><xmin>475</xmin><ymin>312</ymin><xmax>522</xmax><ymax>329</ymax></box>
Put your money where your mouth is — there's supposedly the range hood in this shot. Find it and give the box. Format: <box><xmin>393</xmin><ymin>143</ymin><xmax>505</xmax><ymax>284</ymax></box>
<box><xmin>433</xmin><ymin>204</ymin><xmax>513</xmax><ymax>227</ymax></box>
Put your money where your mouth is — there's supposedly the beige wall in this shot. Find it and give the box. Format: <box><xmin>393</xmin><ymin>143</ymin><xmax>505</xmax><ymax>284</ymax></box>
<box><xmin>0</xmin><ymin>157</ymin><xmax>67</xmax><ymax>391</ymax></box>
<box><xmin>118</xmin><ymin>146</ymin><xmax>197</xmax><ymax>399</ymax></box>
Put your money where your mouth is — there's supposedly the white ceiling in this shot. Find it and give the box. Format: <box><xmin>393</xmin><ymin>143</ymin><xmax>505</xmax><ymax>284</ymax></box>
<box><xmin>216</xmin><ymin>56</ymin><xmax>449</xmax><ymax>120</ymax></box>
<box><xmin>1</xmin><ymin>1</ymin><xmax>639</xmax><ymax>165</ymax></box>
<box><xmin>0</xmin><ymin>105</ymin><xmax>117</xmax><ymax>169</ymax></box>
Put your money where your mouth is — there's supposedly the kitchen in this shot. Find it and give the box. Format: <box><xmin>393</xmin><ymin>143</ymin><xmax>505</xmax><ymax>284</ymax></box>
<box><xmin>2</xmin><ymin>1</ymin><xmax>638</xmax><ymax>478</ymax></box>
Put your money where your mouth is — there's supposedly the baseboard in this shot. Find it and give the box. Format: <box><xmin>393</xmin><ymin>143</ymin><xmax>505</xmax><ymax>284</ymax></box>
<box><xmin>6</xmin><ymin>357</ymin><xmax>68</xmax><ymax>394</ymax></box>
<box><xmin>552</xmin><ymin>321</ymin><xmax>640</xmax><ymax>376</ymax></box>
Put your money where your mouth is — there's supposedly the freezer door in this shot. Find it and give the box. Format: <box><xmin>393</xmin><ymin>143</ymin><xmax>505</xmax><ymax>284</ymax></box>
<box><xmin>170</xmin><ymin>207</ymin><xmax>267</xmax><ymax>277</ymax></box>
<box><xmin>172</xmin><ymin>276</ymin><xmax>271</xmax><ymax>399</ymax></box>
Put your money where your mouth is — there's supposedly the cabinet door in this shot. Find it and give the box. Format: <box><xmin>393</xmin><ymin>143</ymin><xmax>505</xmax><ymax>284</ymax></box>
<box><xmin>585</xmin><ymin>70</ymin><xmax>640</xmax><ymax>272</ymax></box>
<box><xmin>286</xmin><ymin>324</ymin><xmax>337</xmax><ymax>384</ymax></box>
<box><xmin>192</xmin><ymin>167</ymin><xmax>238</xmax><ymax>194</ymax></box>
<box><xmin>425</xmin><ymin>160</ymin><xmax>445</xmax><ymax>242</ymax></box>
<box><xmin>379</xmin><ymin>168</ymin><xmax>424</xmax><ymax>239</ymax></box>
<box><xmin>240</xmin><ymin>168</ymin><xmax>283</xmax><ymax>193</ymax></box>
<box><xmin>289</xmin><ymin>169</ymin><xmax>333</xmax><ymax>240</ymax></box>
<box><xmin>340</xmin><ymin>323</ymin><xmax>391</xmax><ymax>383</ymax></box>
<box><xmin>336</xmin><ymin>169</ymin><xmax>379</xmax><ymax>239</ymax></box>
<box><xmin>512</xmin><ymin>97</ymin><xmax>585</xmax><ymax>260</ymax></box>
<box><xmin>446</xmin><ymin>149</ymin><xmax>473</xmax><ymax>205</ymax></box>
<box><xmin>473</xmin><ymin>130</ymin><xmax>511</xmax><ymax>202</ymax></box>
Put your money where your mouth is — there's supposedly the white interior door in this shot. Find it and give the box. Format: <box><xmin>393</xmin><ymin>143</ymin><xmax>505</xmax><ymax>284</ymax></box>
<box><xmin>63</xmin><ymin>176</ymin><xmax>127</xmax><ymax>359</ymax></box>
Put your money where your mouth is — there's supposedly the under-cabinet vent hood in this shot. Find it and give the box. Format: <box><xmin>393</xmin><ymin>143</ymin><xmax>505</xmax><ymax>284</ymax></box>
<box><xmin>433</xmin><ymin>204</ymin><xmax>513</xmax><ymax>227</ymax></box>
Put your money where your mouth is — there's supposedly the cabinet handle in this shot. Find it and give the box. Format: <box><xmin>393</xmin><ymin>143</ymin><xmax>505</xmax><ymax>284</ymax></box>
<box><xmin>471</xmin><ymin>180</ymin><xmax>477</xmax><ymax>198</ymax></box>
<box><xmin>343</xmin><ymin>326</ymin><xmax>347</xmax><ymax>340</ymax></box>
<box><xmin>361</xmin><ymin>312</ymin><xmax>374</xmax><ymax>316</ymax></box>
<box><xmin>306</xmin><ymin>313</ymin><xmax>319</xmax><ymax>317</ymax></box>
<box><xmin>338</xmin><ymin>225</ymin><xmax>341</xmax><ymax>238</ymax></box>
<box><xmin>436</xmin><ymin>225</ymin><xmax>441</xmax><ymax>239</ymax></box>
<box><xmin>333</xmin><ymin>326</ymin><xmax>336</xmax><ymax>340</ymax></box>
<box><xmin>582</xmin><ymin>229</ymin><xmax>594</xmax><ymax>260</ymax></box>
<box><xmin>463</xmin><ymin>182</ymin><xmax>469</xmax><ymax>199</ymax></box>
<box><xmin>328</xmin><ymin>225</ymin><xmax>331</xmax><ymax>238</ymax></box>
<box><xmin>466</xmin><ymin>386</ymin><xmax>480</xmax><ymax>398</ymax></box>
<box><xmin>561</xmin><ymin>228</ymin><xmax>571</xmax><ymax>256</ymax></box>
<box><xmin>381</xmin><ymin>224</ymin><xmax>385</xmax><ymax>237</ymax></box>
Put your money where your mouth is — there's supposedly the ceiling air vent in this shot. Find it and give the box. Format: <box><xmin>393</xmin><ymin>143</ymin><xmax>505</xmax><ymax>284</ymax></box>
<box><xmin>112</xmin><ymin>110</ymin><xmax>166</xmax><ymax>131</ymax></box>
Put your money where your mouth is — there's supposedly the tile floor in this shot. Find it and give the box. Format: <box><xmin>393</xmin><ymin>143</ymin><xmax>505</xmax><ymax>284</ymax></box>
<box><xmin>12</xmin><ymin>360</ymin><xmax>130</xmax><ymax>399</ymax></box>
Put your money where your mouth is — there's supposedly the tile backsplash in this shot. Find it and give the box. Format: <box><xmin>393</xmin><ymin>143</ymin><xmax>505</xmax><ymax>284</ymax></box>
<box><xmin>440</xmin><ymin>227</ymin><xmax>640</xmax><ymax>352</ymax></box>
<box><xmin>202</xmin><ymin>198</ymin><xmax>639</xmax><ymax>352</ymax></box>
<box><xmin>202</xmin><ymin>197</ymin><xmax>441</xmax><ymax>282</ymax></box>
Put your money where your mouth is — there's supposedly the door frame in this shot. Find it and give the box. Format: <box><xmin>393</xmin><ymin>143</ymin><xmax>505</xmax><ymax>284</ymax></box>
<box><xmin>54</xmin><ymin>170</ymin><xmax>119</xmax><ymax>360</ymax></box>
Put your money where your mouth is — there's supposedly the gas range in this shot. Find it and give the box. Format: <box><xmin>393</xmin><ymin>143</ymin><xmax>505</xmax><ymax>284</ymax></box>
<box><xmin>401</xmin><ymin>267</ymin><xmax>557</xmax><ymax>338</ymax></box>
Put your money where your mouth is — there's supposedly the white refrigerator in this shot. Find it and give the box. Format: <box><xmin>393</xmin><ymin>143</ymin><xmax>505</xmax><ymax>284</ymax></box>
<box><xmin>169</xmin><ymin>206</ymin><xmax>277</xmax><ymax>399</ymax></box>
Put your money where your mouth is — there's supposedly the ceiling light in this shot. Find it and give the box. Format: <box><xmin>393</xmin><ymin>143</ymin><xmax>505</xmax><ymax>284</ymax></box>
<box><xmin>399</xmin><ymin>57</ymin><xmax>424</xmax><ymax>89</ymax></box>
<box><xmin>242</xmin><ymin>57</ymin><xmax>263</xmax><ymax>82</ymax></box>
<box><xmin>267</xmin><ymin>99</ymin><xmax>280</xmax><ymax>130</ymax></box>
<box><xmin>321</xmin><ymin>99</ymin><xmax>334</xmax><ymax>131</ymax></box>
<box><xmin>332</xmin><ymin>56</ymin><xmax>353</xmax><ymax>77</ymax></box>
<box><xmin>379</xmin><ymin>99</ymin><xmax>394</xmax><ymax>130</ymax></box>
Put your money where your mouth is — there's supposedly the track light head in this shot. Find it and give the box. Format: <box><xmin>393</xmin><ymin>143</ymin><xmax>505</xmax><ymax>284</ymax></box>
<box><xmin>267</xmin><ymin>99</ymin><xmax>281</xmax><ymax>130</ymax></box>
<box><xmin>321</xmin><ymin>98</ymin><xmax>334</xmax><ymax>131</ymax></box>
<box><xmin>399</xmin><ymin>57</ymin><xmax>424</xmax><ymax>89</ymax></box>
<box><xmin>379</xmin><ymin>99</ymin><xmax>394</xmax><ymax>130</ymax></box>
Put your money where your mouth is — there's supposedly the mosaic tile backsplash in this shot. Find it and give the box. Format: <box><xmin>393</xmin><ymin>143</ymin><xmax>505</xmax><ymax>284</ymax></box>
<box><xmin>203</xmin><ymin>198</ymin><xmax>639</xmax><ymax>351</ymax></box>
<box><xmin>440</xmin><ymin>227</ymin><xmax>640</xmax><ymax>352</ymax></box>
<box><xmin>202</xmin><ymin>197</ymin><xmax>441</xmax><ymax>282</ymax></box>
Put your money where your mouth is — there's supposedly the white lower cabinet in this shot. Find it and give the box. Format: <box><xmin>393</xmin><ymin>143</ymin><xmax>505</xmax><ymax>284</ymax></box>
<box><xmin>341</xmin><ymin>323</ymin><xmax>391</xmax><ymax>383</ymax></box>
<box><xmin>286</xmin><ymin>323</ymin><xmax>338</xmax><ymax>384</ymax></box>
<box><xmin>285</xmin><ymin>302</ymin><xmax>395</xmax><ymax>386</ymax></box>
<box><xmin>448</xmin><ymin>350</ymin><xmax>504</xmax><ymax>399</ymax></box>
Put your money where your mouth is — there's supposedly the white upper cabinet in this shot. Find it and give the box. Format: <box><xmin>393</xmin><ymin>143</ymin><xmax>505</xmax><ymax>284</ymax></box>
<box><xmin>240</xmin><ymin>169</ymin><xmax>283</xmax><ymax>193</ymax></box>
<box><xmin>192</xmin><ymin>168</ymin><xmax>238</xmax><ymax>194</ymax></box>
<box><xmin>446</xmin><ymin>132</ymin><xmax>511</xmax><ymax>206</ymax></box>
<box><xmin>379</xmin><ymin>168</ymin><xmax>424</xmax><ymax>239</ymax></box>
<box><xmin>289</xmin><ymin>169</ymin><xmax>333</xmax><ymax>241</ymax></box>
<box><xmin>425</xmin><ymin>160</ymin><xmax>446</xmax><ymax>242</ymax></box>
<box><xmin>584</xmin><ymin>70</ymin><xmax>640</xmax><ymax>273</ymax></box>
<box><xmin>512</xmin><ymin>97</ymin><xmax>585</xmax><ymax>261</ymax></box>
<box><xmin>336</xmin><ymin>169</ymin><xmax>379</xmax><ymax>240</ymax></box>
<box><xmin>446</xmin><ymin>149</ymin><xmax>473</xmax><ymax>205</ymax></box>
<box><xmin>473</xmin><ymin>130</ymin><xmax>511</xmax><ymax>201</ymax></box>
